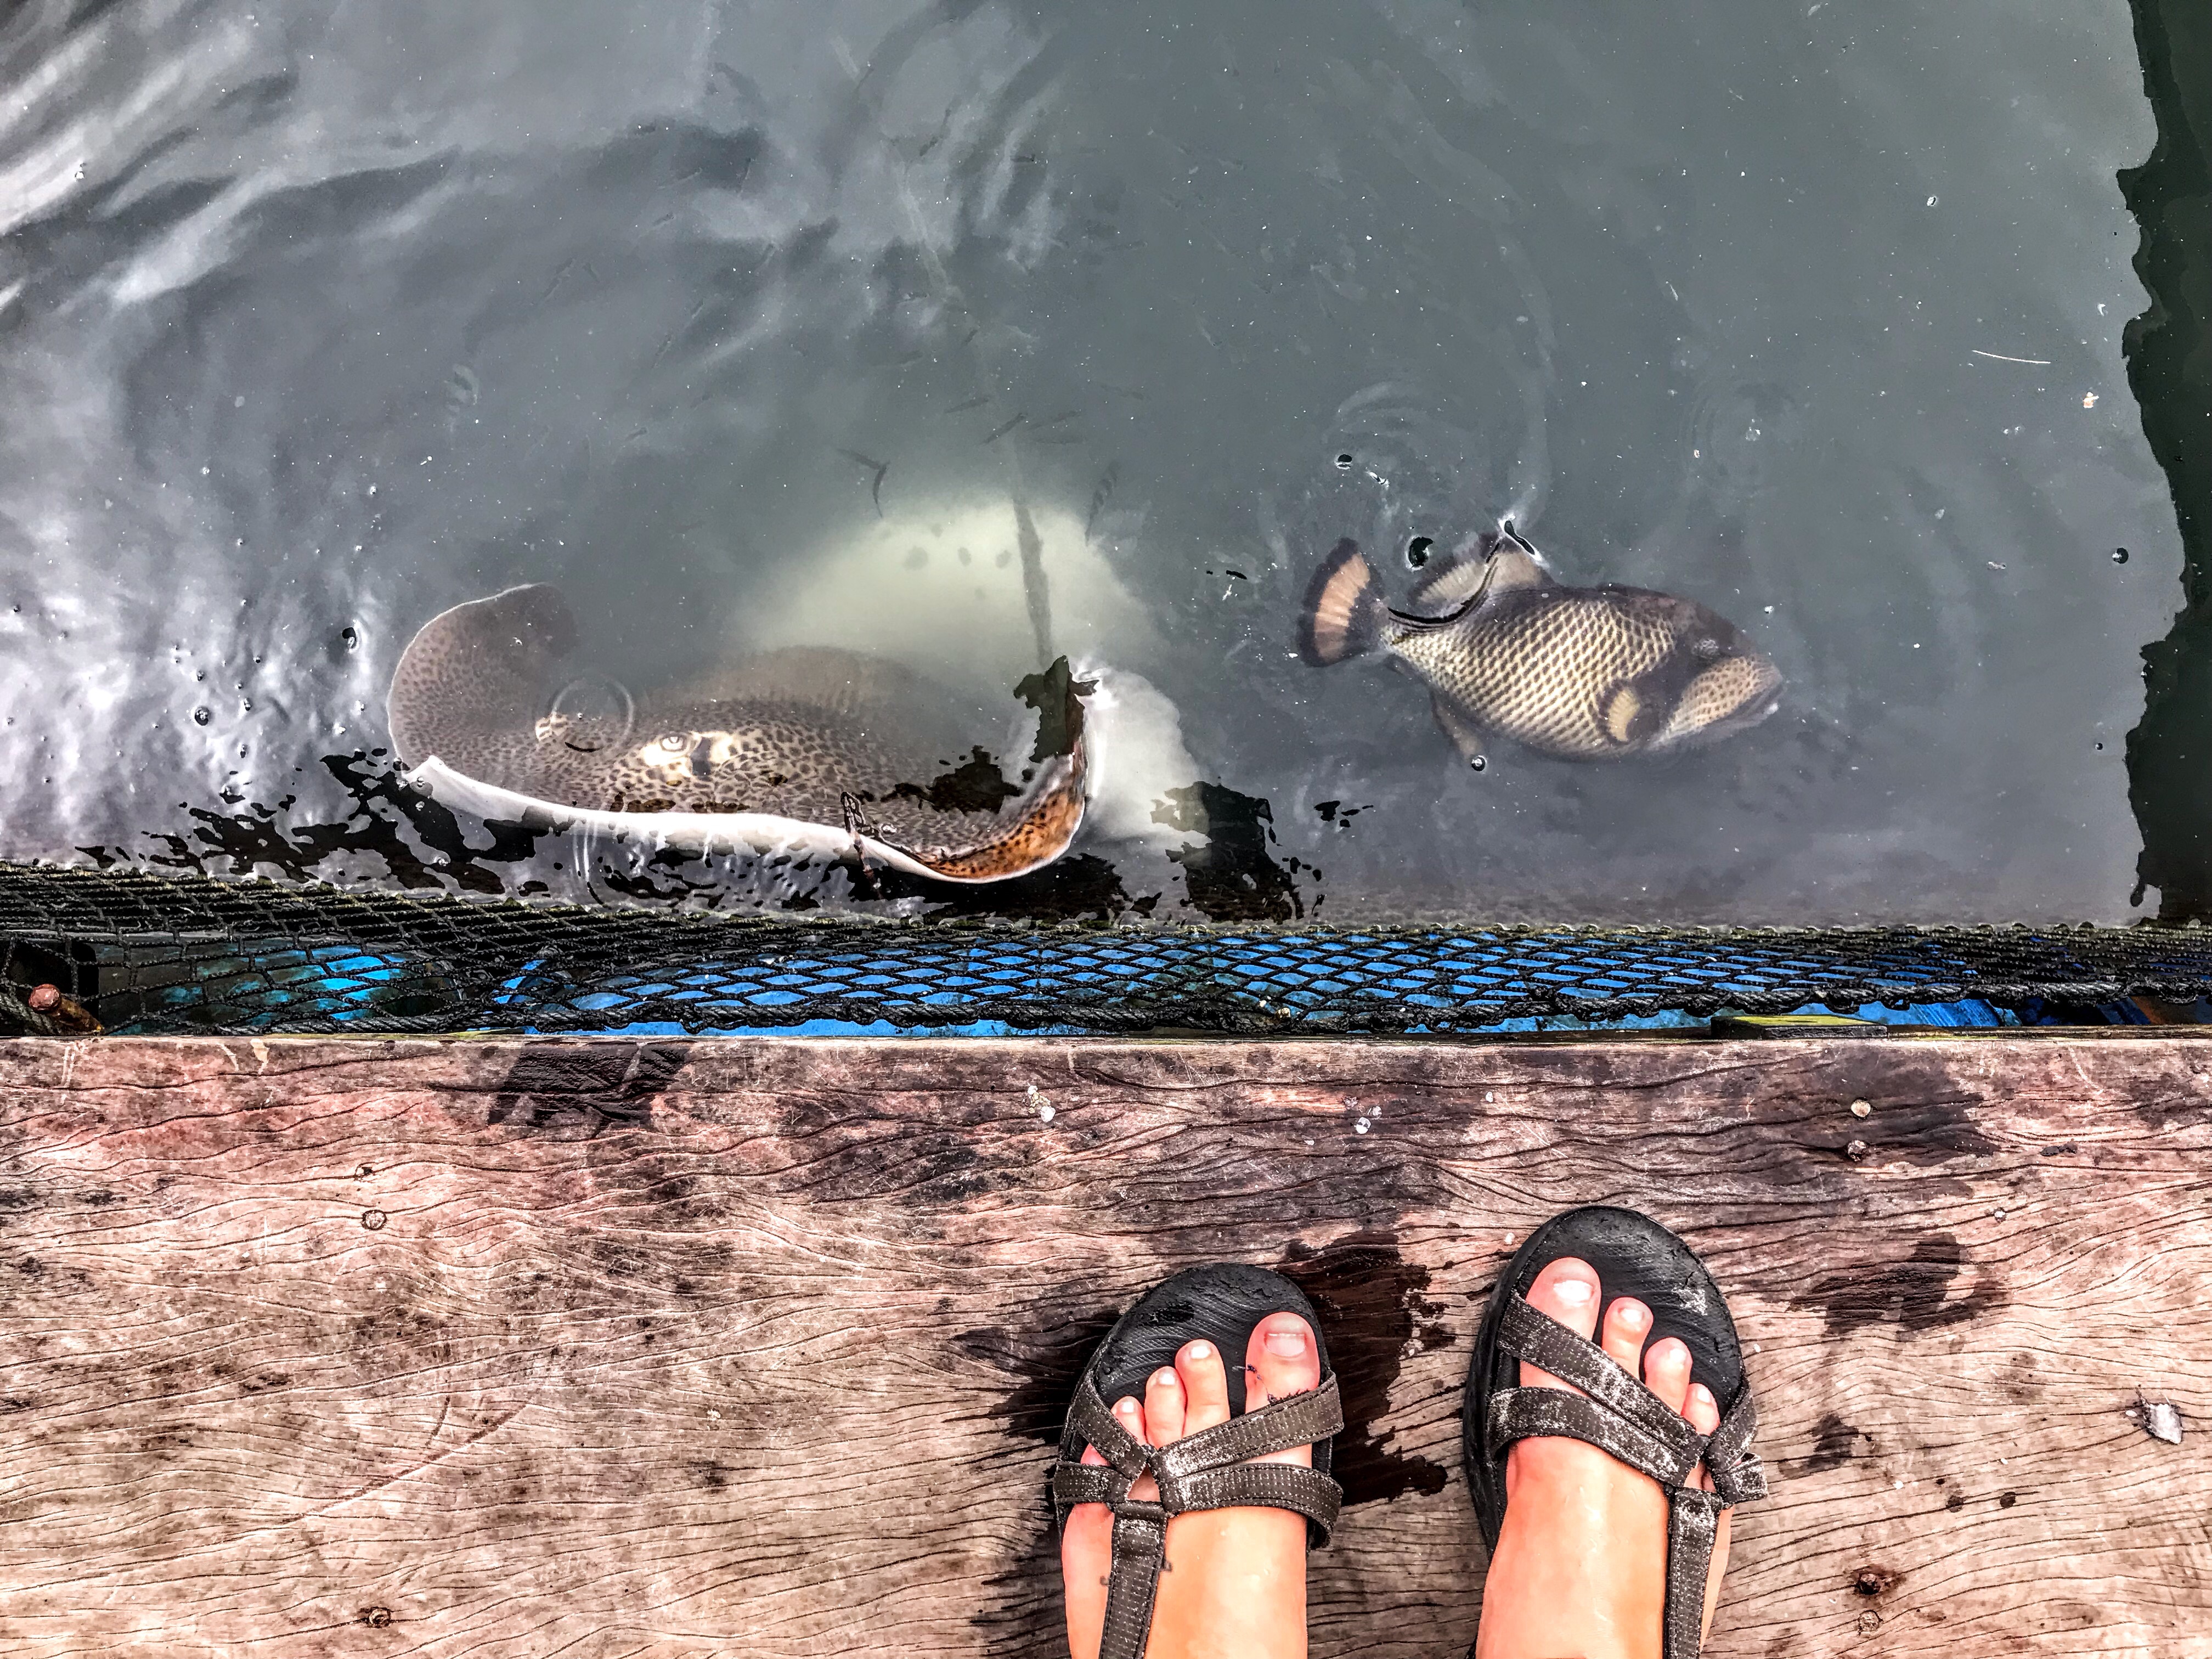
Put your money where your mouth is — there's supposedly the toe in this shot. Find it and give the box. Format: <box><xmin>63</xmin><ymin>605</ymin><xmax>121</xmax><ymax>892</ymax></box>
<box><xmin>1244</xmin><ymin>1311</ymin><xmax>1322</xmax><ymax>1468</ymax></box>
<box><xmin>1685</xmin><ymin>1381</ymin><xmax>1720</xmax><ymax>1435</ymax></box>
<box><xmin>1114</xmin><ymin>1392</ymin><xmax>1148</xmax><ymax>1442</ymax></box>
<box><xmin>1177</xmin><ymin>1339</ymin><xmax>1232</xmax><ymax>1434</ymax></box>
<box><xmin>1644</xmin><ymin>1335</ymin><xmax>1693</xmax><ymax>1417</ymax></box>
<box><xmin>1519</xmin><ymin>1256</ymin><xmax>1600</xmax><ymax>1391</ymax></box>
<box><xmin>1602</xmin><ymin>1295</ymin><xmax>1654</xmax><ymax>1376</ymax></box>
<box><xmin>1245</xmin><ymin>1311</ymin><xmax>1322</xmax><ymax>1406</ymax></box>
<box><xmin>1144</xmin><ymin>1365</ymin><xmax>1186</xmax><ymax>1446</ymax></box>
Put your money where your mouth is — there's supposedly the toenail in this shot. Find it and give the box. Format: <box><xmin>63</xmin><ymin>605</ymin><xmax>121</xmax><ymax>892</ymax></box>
<box><xmin>1620</xmin><ymin>1302</ymin><xmax>1649</xmax><ymax>1328</ymax></box>
<box><xmin>1553</xmin><ymin>1277</ymin><xmax>1594</xmax><ymax>1306</ymax></box>
<box><xmin>1263</xmin><ymin>1327</ymin><xmax>1306</xmax><ymax>1357</ymax></box>
<box><xmin>1186</xmin><ymin>1341</ymin><xmax>1212</xmax><ymax>1361</ymax></box>
<box><xmin>1154</xmin><ymin>1368</ymin><xmax>1180</xmax><ymax>1387</ymax></box>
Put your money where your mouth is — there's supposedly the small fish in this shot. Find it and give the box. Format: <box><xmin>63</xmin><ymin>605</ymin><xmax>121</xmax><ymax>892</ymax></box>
<box><xmin>1297</xmin><ymin>527</ymin><xmax>1781</xmax><ymax>763</ymax></box>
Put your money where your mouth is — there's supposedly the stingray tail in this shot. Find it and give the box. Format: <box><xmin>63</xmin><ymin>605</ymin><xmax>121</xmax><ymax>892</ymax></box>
<box><xmin>1297</xmin><ymin>539</ymin><xmax>1390</xmax><ymax>666</ymax></box>
<box><xmin>892</xmin><ymin>734</ymin><xmax>1090</xmax><ymax>883</ymax></box>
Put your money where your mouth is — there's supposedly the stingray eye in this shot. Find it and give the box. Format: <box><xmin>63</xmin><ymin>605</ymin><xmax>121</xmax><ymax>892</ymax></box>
<box><xmin>1693</xmin><ymin>636</ymin><xmax>1723</xmax><ymax>662</ymax></box>
<box><xmin>1406</xmin><ymin>535</ymin><xmax>1435</xmax><ymax>569</ymax></box>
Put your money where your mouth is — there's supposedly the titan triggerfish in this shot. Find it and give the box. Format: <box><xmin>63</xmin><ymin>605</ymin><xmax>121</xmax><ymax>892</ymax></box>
<box><xmin>1296</xmin><ymin>526</ymin><xmax>1782</xmax><ymax>763</ymax></box>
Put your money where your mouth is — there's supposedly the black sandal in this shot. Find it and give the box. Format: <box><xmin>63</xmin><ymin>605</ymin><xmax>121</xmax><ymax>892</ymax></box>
<box><xmin>1052</xmin><ymin>1265</ymin><xmax>1345</xmax><ymax>1659</ymax></box>
<box><xmin>1466</xmin><ymin>1206</ymin><xmax>1767</xmax><ymax>1659</ymax></box>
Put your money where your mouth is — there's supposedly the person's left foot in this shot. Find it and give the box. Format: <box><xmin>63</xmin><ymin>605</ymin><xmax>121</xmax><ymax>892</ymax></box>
<box><xmin>1061</xmin><ymin>1311</ymin><xmax>1322</xmax><ymax>1659</ymax></box>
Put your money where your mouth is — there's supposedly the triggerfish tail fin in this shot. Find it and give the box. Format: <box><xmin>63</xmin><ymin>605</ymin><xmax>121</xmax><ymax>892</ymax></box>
<box><xmin>896</xmin><ymin>735</ymin><xmax>1089</xmax><ymax>882</ymax></box>
<box><xmin>1297</xmin><ymin>538</ymin><xmax>1392</xmax><ymax>666</ymax></box>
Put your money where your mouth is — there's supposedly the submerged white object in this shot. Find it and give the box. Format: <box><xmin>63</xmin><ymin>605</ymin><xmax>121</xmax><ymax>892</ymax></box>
<box><xmin>746</xmin><ymin>495</ymin><xmax>1167</xmax><ymax>691</ymax></box>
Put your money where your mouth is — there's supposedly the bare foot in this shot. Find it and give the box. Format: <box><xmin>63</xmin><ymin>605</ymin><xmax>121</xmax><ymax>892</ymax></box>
<box><xmin>1474</xmin><ymin>1257</ymin><xmax>1730</xmax><ymax>1659</ymax></box>
<box><xmin>1063</xmin><ymin>1311</ymin><xmax>1322</xmax><ymax>1659</ymax></box>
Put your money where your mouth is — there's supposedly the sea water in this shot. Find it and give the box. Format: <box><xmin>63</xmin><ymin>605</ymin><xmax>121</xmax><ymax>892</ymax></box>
<box><xmin>0</xmin><ymin>0</ymin><xmax>2181</xmax><ymax>924</ymax></box>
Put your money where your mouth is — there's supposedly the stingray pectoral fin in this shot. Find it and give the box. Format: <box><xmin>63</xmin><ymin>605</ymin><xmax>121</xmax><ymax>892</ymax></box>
<box><xmin>387</xmin><ymin>584</ymin><xmax>579</xmax><ymax>771</ymax></box>
<box><xmin>1428</xmin><ymin>692</ymin><xmax>1491</xmax><ymax>765</ymax></box>
<box><xmin>889</xmin><ymin>737</ymin><xmax>1090</xmax><ymax>883</ymax></box>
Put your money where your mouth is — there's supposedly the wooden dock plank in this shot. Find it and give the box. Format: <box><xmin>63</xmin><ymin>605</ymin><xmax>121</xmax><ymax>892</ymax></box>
<box><xmin>0</xmin><ymin>1035</ymin><xmax>2205</xmax><ymax>1657</ymax></box>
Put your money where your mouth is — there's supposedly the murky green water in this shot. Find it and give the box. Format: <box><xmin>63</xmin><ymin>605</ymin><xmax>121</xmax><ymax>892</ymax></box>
<box><xmin>0</xmin><ymin>0</ymin><xmax>2192</xmax><ymax>924</ymax></box>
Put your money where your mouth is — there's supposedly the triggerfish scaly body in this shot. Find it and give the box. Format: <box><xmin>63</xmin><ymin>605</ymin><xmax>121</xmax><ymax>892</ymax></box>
<box><xmin>1297</xmin><ymin>526</ymin><xmax>1781</xmax><ymax>764</ymax></box>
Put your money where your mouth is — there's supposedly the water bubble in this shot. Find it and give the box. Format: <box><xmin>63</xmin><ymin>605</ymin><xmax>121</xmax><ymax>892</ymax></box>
<box><xmin>1406</xmin><ymin>535</ymin><xmax>1434</xmax><ymax>568</ymax></box>
<box><xmin>340</xmin><ymin>625</ymin><xmax>359</xmax><ymax>650</ymax></box>
<box><xmin>1355</xmin><ymin>1118</ymin><xmax>1370</xmax><ymax>1134</ymax></box>
<box><xmin>2112</xmin><ymin>547</ymin><xmax>2130</xmax><ymax>565</ymax></box>
<box><xmin>191</xmin><ymin>707</ymin><xmax>211</xmax><ymax>726</ymax></box>
<box><xmin>1470</xmin><ymin>755</ymin><xmax>1488</xmax><ymax>772</ymax></box>
<box><xmin>540</xmin><ymin>674</ymin><xmax>636</xmax><ymax>754</ymax></box>
<box><xmin>1334</xmin><ymin>452</ymin><xmax>1355</xmax><ymax>471</ymax></box>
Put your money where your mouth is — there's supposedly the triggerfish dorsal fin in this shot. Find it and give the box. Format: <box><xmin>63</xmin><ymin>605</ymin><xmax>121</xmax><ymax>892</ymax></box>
<box><xmin>1477</xmin><ymin>545</ymin><xmax>1552</xmax><ymax>599</ymax></box>
<box><xmin>1399</xmin><ymin>535</ymin><xmax>1554</xmax><ymax>628</ymax></box>
<box><xmin>1482</xmin><ymin>522</ymin><xmax>1555</xmax><ymax>595</ymax></box>
<box><xmin>1407</xmin><ymin>554</ymin><xmax>1494</xmax><ymax>617</ymax></box>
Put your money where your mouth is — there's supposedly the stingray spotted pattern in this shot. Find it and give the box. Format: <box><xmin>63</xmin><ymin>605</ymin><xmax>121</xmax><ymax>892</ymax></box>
<box><xmin>1298</xmin><ymin>528</ymin><xmax>1782</xmax><ymax>764</ymax></box>
<box><xmin>386</xmin><ymin>585</ymin><xmax>1088</xmax><ymax>883</ymax></box>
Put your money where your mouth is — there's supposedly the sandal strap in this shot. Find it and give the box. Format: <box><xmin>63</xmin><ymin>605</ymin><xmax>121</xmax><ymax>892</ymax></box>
<box><xmin>1485</xmin><ymin>1385</ymin><xmax>1702</xmax><ymax>1488</ymax></box>
<box><xmin>1059</xmin><ymin>1373</ymin><xmax>1345</xmax><ymax>1483</ymax></box>
<box><xmin>1497</xmin><ymin>1296</ymin><xmax>1707</xmax><ymax>1472</ymax></box>
<box><xmin>1167</xmin><ymin>1460</ymin><xmax>1341</xmax><ymax>1535</ymax></box>
<box><xmin>1663</xmin><ymin>1486</ymin><xmax>1725</xmax><ymax>1659</ymax></box>
<box><xmin>1054</xmin><ymin>1374</ymin><xmax>1346</xmax><ymax>1659</ymax></box>
<box><xmin>1158</xmin><ymin>1375</ymin><xmax>1345</xmax><ymax>1479</ymax></box>
<box><xmin>1098</xmin><ymin>1497</ymin><xmax>1170</xmax><ymax>1659</ymax></box>
<box><xmin>1064</xmin><ymin>1375</ymin><xmax>1148</xmax><ymax>1476</ymax></box>
<box><xmin>1051</xmin><ymin>1459</ymin><xmax>1342</xmax><ymax>1538</ymax></box>
<box><xmin>1703</xmin><ymin>1391</ymin><xmax>1768</xmax><ymax>1505</ymax></box>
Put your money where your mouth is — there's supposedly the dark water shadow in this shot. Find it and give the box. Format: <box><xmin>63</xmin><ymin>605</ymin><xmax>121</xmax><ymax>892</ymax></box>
<box><xmin>2123</xmin><ymin>0</ymin><xmax>2212</xmax><ymax>917</ymax></box>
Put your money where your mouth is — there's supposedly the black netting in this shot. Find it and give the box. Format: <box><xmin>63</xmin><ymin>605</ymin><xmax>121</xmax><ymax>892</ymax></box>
<box><xmin>2</xmin><ymin>862</ymin><xmax>2210</xmax><ymax>1037</ymax></box>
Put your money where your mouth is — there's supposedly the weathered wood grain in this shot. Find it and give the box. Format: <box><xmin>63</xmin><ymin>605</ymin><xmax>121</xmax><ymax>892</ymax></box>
<box><xmin>0</xmin><ymin>1035</ymin><xmax>2206</xmax><ymax>1658</ymax></box>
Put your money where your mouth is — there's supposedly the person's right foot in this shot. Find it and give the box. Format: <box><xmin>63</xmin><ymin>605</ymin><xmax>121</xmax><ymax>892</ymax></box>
<box><xmin>1474</xmin><ymin>1256</ymin><xmax>1730</xmax><ymax>1659</ymax></box>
